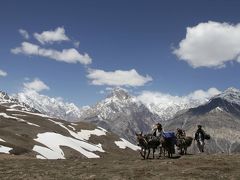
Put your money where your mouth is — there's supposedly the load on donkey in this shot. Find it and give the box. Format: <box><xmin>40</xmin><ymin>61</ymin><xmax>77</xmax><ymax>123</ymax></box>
<box><xmin>175</xmin><ymin>128</ymin><xmax>193</xmax><ymax>155</ymax></box>
<box><xmin>135</xmin><ymin>123</ymin><xmax>176</xmax><ymax>159</ymax></box>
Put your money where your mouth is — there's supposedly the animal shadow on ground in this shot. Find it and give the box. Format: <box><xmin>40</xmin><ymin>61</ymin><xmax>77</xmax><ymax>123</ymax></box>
<box><xmin>169</xmin><ymin>155</ymin><xmax>181</xmax><ymax>159</ymax></box>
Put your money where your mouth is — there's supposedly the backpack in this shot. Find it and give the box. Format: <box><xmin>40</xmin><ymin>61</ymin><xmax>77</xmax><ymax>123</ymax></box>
<box><xmin>204</xmin><ymin>133</ymin><xmax>211</xmax><ymax>140</ymax></box>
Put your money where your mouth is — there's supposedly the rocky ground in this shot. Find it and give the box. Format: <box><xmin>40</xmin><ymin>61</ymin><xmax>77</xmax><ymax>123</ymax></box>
<box><xmin>0</xmin><ymin>153</ymin><xmax>239</xmax><ymax>180</ymax></box>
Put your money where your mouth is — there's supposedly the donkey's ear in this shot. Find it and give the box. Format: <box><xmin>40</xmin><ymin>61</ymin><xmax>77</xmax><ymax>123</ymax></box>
<box><xmin>140</xmin><ymin>131</ymin><xmax>143</xmax><ymax>136</ymax></box>
<box><xmin>135</xmin><ymin>132</ymin><xmax>138</xmax><ymax>136</ymax></box>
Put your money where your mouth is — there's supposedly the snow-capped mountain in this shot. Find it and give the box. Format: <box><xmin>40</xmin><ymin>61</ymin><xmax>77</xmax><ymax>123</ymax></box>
<box><xmin>14</xmin><ymin>90</ymin><xmax>87</xmax><ymax>121</ymax></box>
<box><xmin>190</xmin><ymin>87</ymin><xmax>240</xmax><ymax>116</ymax></box>
<box><xmin>137</xmin><ymin>88</ymin><xmax>220</xmax><ymax>121</ymax></box>
<box><xmin>0</xmin><ymin>91</ymin><xmax>39</xmax><ymax>113</ymax></box>
<box><xmin>141</xmin><ymin>99</ymin><xmax>200</xmax><ymax>121</ymax></box>
<box><xmin>80</xmin><ymin>88</ymin><xmax>159</xmax><ymax>143</ymax></box>
<box><xmin>165</xmin><ymin>87</ymin><xmax>240</xmax><ymax>154</ymax></box>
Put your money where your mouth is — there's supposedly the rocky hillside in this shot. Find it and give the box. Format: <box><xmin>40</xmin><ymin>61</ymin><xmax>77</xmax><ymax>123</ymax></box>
<box><xmin>0</xmin><ymin>103</ymin><xmax>139</xmax><ymax>159</ymax></box>
<box><xmin>165</xmin><ymin>87</ymin><xmax>240</xmax><ymax>154</ymax></box>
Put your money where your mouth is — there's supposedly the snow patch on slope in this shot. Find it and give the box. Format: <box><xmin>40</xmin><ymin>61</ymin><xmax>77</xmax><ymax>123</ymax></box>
<box><xmin>6</xmin><ymin>109</ymin><xmax>50</xmax><ymax>118</ymax></box>
<box><xmin>115</xmin><ymin>138</ymin><xmax>140</xmax><ymax>151</ymax></box>
<box><xmin>0</xmin><ymin>112</ymin><xmax>40</xmax><ymax>127</ymax></box>
<box><xmin>0</xmin><ymin>138</ymin><xmax>6</xmax><ymax>142</ymax></box>
<box><xmin>48</xmin><ymin>119</ymin><xmax>107</xmax><ymax>141</ymax></box>
<box><xmin>33</xmin><ymin>132</ymin><xmax>105</xmax><ymax>159</ymax></box>
<box><xmin>0</xmin><ymin>145</ymin><xmax>12</xmax><ymax>154</ymax></box>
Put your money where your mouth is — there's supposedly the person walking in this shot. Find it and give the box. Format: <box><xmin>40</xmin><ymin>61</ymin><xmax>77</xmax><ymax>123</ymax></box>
<box><xmin>194</xmin><ymin>125</ymin><xmax>205</xmax><ymax>153</ymax></box>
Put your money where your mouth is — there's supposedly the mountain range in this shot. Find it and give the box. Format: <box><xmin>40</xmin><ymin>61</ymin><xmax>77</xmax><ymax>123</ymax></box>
<box><xmin>2</xmin><ymin>87</ymin><xmax>240</xmax><ymax>154</ymax></box>
<box><xmin>11</xmin><ymin>88</ymin><xmax>211</xmax><ymax>142</ymax></box>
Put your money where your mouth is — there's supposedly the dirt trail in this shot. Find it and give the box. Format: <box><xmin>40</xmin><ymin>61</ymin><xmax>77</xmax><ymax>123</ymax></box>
<box><xmin>0</xmin><ymin>154</ymin><xmax>239</xmax><ymax>180</ymax></box>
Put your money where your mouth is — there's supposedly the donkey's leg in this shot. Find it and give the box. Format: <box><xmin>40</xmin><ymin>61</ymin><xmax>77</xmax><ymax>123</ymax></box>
<box><xmin>153</xmin><ymin>148</ymin><xmax>155</xmax><ymax>159</ymax></box>
<box><xmin>147</xmin><ymin>148</ymin><xmax>150</xmax><ymax>159</ymax></box>
<box><xmin>159</xmin><ymin>146</ymin><xmax>162</xmax><ymax>158</ymax></box>
<box><xmin>184</xmin><ymin>146</ymin><xmax>187</xmax><ymax>155</ymax></box>
<box><xmin>140</xmin><ymin>148</ymin><xmax>145</xmax><ymax>159</ymax></box>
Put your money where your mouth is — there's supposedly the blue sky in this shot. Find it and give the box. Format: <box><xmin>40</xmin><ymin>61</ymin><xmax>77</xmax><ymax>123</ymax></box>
<box><xmin>1</xmin><ymin>0</ymin><xmax>240</xmax><ymax>106</ymax></box>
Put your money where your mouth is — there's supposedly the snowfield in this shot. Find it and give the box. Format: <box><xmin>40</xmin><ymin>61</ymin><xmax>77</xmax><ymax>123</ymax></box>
<box><xmin>33</xmin><ymin>132</ymin><xmax>105</xmax><ymax>159</ymax></box>
<box><xmin>48</xmin><ymin>119</ymin><xmax>107</xmax><ymax>141</ymax></box>
<box><xmin>115</xmin><ymin>138</ymin><xmax>140</xmax><ymax>151</ymax></box>
<box><xmin>0</xmin><ymin>145</ymin><xmax>12</xmax><ymax>154</ymax></box>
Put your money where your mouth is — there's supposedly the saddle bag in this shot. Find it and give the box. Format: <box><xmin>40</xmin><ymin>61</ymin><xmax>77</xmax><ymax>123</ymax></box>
<box><xmin>163</xmin><ymin>131</ymin><xmax>175</xmax><ymax>139</ymax></box>
<box><xmin>204</xmin><ymin>134</ymin><xmax>211</xmax><ymax>140</ymax></box>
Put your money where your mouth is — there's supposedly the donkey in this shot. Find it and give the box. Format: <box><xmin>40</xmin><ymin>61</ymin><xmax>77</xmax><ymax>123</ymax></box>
<box><xmin>160</xmin><ymin>136</ymin><xmax>175</xmax><ymax>158</ymax></box>
<box><xmin>135</xmin><ymin>132</ymin><xmax>160</xmax><ymax>159</ymax></box>
<box><xmin>176</xmin><ymin>136</ymin><xmax>193</xmax><ymax>155</ymax></box>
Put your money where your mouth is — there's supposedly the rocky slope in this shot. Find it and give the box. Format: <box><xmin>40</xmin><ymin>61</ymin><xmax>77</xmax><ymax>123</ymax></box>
<box><xmin>165</xmin><ymin>87</ymin><xmax>240</xmax><ymax>154</ymax></box>
<box><xmin>0</xmin><ymin>103</ymin><xmax>139</xmax><ymax>159</ymax></box>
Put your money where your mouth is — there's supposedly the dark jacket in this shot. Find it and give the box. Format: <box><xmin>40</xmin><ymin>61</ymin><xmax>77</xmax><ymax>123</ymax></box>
<box><xmin>195</xmin><ymin>129</ymin><xmax>205</xmax><ymax>141</ymax></box>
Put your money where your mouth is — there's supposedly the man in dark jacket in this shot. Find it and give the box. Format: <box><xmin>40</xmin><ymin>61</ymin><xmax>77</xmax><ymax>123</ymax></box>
<box><xmin>194</xmin><ymin>125</ymin><xmax>205</xmax><ymax>152</ymax></box>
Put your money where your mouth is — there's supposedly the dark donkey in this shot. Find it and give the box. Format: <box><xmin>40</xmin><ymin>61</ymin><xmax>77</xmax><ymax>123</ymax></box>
<box><xmin>176</xmin><ymin>136</ymin><xmax>193</xmax><ymax>155</ymax></box>
<box><xmin>160</xmin><ymin>135</ymin><xmax>175</xmax><ymax>158</ymax></box>
<box><xmin>135</xmin><ymin>132</ymin><xmax>160</xmax><ymax>159</ymax></box>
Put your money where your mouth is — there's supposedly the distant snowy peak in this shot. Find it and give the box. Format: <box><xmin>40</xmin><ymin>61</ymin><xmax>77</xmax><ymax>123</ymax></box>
<box><xmin>138</xmin><ymin>94</ymin><xmax>209</xmax><ymax>121</ymax></box>
<box><xmin>188</xmin><ymin>87</ymin><xmax>240</xmax><ymax>117</ymax></box>
<box><xmin>0</xmin><ymin>91</ymin><xmax>39</xmax><ymax>113</ymax></box>
<box><xmin>0</xmin><ymin>91</ymin><xmax>10</xmax><ymax>100</ymax></box>
<box><xmin>213</xmin><ymin>87</ymin><xmax>240</xmax><ymax>105</ymax></box>
<box><xmin>107</xmin><ymin>88</ymin><xmax>131</xmax><ymax>100</ymax></box>
<box><xmin>15</xmin><ymin>90</ymin><xmax>85</xmax><ymax>121</ymax></box>
<box><xmin>81</xmin><ymin>88</ymin><xmax>158</xmax><ymax>143</ymax></box>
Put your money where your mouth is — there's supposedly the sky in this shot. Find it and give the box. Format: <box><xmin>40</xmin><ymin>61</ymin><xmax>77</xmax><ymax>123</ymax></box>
<box><xmin>1</xmin><ymin>0</ymin><xmax>240</xmax><ymax>106</ymax></box>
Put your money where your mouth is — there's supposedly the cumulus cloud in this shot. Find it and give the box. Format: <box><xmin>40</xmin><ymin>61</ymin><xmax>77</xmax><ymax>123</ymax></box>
<box><xmin>0</xmin><ymin>69</ymin><xmax>7</xmax><ymax>77</ymax></box>
<box><xmin>34</xmin><ymin>27</ymin><xmax>70</xmax><ymax>44</ymax></box>
<box><xmin>137</xmin><ymin>87</ymin><xmax>221</xmax><ymax>109</ymax></box>
<box><xmin>73</xmin><ymin>41</ymin><xmax>80</xmax><ymax>48</ymax></box>
<box><xmin>23</xmin><ymin>78</ymin><xmax>50</xmax><ymax>92</ymax></box>
<box><xmin>19</xmin><ymin>29</ymin><xmax>30</xmax><ymax>39</ymax></box>
<box><xmin>87</xmin><ymin>69</ymin><xmax>152</xmax><ymax>87</ymax></box>
<box><xmin>11</xmin><ymin>42</ymin><xmax>92</xmax><ymax>64</ymax></box>
<box><xmin>173</xmin><ymin>21</ymin><xmax>240</xmax><ymax>68</ymax></box>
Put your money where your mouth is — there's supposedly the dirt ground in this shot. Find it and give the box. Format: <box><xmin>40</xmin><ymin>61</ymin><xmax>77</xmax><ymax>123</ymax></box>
<box><xmin>0</xmin><ymin>153</ymin><xmax>239</xmax><ymax>180</ymax></box>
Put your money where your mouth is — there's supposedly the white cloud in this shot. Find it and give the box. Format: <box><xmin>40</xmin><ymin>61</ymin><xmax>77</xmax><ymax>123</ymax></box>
<box><xmin>87</xmin><ymin>69</ymin><xmax>152</xmax><ymax>87</ymax></box>
<box><xmin>74</xmin><ymin>41</ymin><xmax>80</xmax><ymax>48</ymax></box>
<box><xmin>187</xmin><ymin>88</ymin><xmax>221</xmax><ymax>101</ymax></box>
<box><xmin>34</xmin><ymin>27</ymin><xmax>70</xmax><ymax>44</ymax></box>
<box><xmin>173</xmin><ymin>21</ymin><xmax>240</xmax><ymax>68</ymax></box>
<box><xmin>19</xmin><ymin>29</ymin><xmax>30</xmax><ymax>39</ymax></box>
<box><xmin>23</xmin><ymin>78</ymin><xmax>50</xmax><ymax>92</ymax></box>
<box><xmin>0</xmin><ymin>69</ymin><xmax>7</xmax><ymax>77</ymax></box>
<box><xmin>137</xmin><ymin>88</ymin><xmax>221</xmax><ymax>110</ymax></box>
<box><xmin>11</xmin><ymin>42</ymin><xmax>92</xmax><ymax>65</ymax></box>
<box><xmin>99</xmin><ymin>90</ymin><xmax>105</xmax><ymax>94</ymax></box>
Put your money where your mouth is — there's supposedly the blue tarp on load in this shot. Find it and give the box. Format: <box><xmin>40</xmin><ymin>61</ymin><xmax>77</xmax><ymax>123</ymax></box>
<box><xmin>163</xmin><ymin>131</ymin><xmax>175</xmax><ymax>139</ymax></box>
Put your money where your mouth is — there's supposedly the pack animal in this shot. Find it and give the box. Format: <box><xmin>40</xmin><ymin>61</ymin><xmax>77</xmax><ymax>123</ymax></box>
<box><xmin>176</xmin><ymin>136</ymin><xmax>193</xmax><ymax>155</ymax></box>
<box><xmin>135</xmin><ymin>133</ymin><xmax>160</xmax><ymax>159</ymax></box>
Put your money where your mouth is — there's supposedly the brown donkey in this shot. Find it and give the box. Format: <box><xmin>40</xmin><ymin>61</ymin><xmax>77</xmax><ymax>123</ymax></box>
<box><xmin>135</xmin><ymin>133</ymin><xmax>160</xmax><ymax>159</ymax></box>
